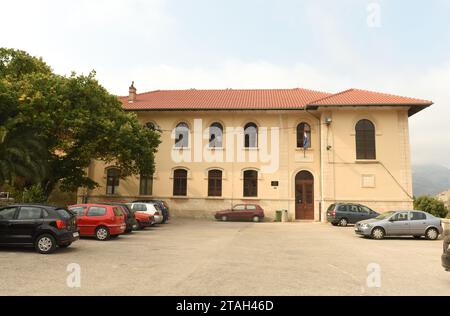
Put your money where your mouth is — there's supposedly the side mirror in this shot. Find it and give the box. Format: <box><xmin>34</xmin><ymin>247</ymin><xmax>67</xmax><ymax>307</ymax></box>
<box><xmin>389</xmin><ymin>218</ymin><xmax>395</xmax><ymax>222</ymax></box>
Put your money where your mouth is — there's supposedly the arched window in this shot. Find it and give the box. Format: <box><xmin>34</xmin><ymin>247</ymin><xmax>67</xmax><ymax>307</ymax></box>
<box><xmin>106</xmin><ymin>168</ymin><xmax>120</xmax><ymax>195</ymax></box>
<box><xmin>208</xmin><ymin>170</ymin><xmax>223</xmax><ymax>197</ymax></box>
<box><xmin>139</xmin><ymin>174</ymin><xmax>153</xmax><ymax>196</ymax></box>
<box><xmin>243</xmin><ymin>170</ymin><xmax>258</xmax><ymax>197</ymax></box>
<box><xmin>297</xmin><ymin>123</ymin><xmax>311</xmax><ymax>148</ymax></box>
<box><xmin>175</xmin><ymin>123</ymin><xmax>189</xmax><ymax>148</ymax></box>
<box><xmin>355</xmin><ymin>119</ymin><xmax>376</xmax><ymax>160</ymax></box>
<box><xmin>244</xmin><ymin>123</ymin><xmax>258</xmax><ymax>148</ymax></box>
<box><xmin>173</xmin><ymin>169</ymin><xmax>188</xmax><ymax>196</ymax></box>
<box><xmin>209</xmin><ymin>123</ymin><xmax>223</xmax><ymax>148</ymax></box>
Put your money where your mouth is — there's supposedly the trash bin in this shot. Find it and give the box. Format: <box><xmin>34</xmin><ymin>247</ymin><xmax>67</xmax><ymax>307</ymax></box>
<box><xmin>275</xmin><ymin>210</ymin><xmax>283</xmax><ymax>222</ymax></box>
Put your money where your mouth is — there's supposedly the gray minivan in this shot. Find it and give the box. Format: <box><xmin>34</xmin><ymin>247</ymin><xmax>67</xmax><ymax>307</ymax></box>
<box><xmin>327</xmin><ymin>203</ymin><xmax>379</xmax><ymax>227</ymax></box>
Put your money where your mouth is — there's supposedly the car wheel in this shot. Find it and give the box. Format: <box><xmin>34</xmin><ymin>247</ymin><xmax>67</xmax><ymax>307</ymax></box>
<box><xmin>425</xmin><ymin>228</ymin><xmax>439</xmax><ymax>240</ymax></box>
<box><xmin>221</xmin><ymin>215</ymin><xmax>228</xmax><ymax>222</ymax></box>
<box><xmin>339</xmin><ymin>218</ymin><xmax>348</xmax><ymax>227</ymax></box>
<box><xmin>35</xmin><ymin>234</ymin><xmax>57</xmax><ymax>254</ymax></box>
<box><xmin>95</xmin><ymin>226</ymin><xmax>110</xmax><ymax>241</ymax></box>
<box><xmin>371</xmin><ymin>227</ymin><xmax>385</xmax><ymax>240</ymax></box>
<box><xmin>134</xmin><ymin>221</ymin><xmax>142</xmax><ymax>231</ymax></box>
<box><xmin>252</xmin><ymin>216</ymin><xmax>260</xmax><ymax>223</ymax></box>
<box><xmin>59</xmin><ymin>243</ymin><xmax>72</xmax><ymax>249</ymax></box>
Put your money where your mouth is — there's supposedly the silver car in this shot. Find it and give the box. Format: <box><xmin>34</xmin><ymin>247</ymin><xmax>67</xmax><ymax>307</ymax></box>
<box><xmin>355</xmin><ymin>210</ymin><xmax>443</xmax><ymax>240</ymax></box>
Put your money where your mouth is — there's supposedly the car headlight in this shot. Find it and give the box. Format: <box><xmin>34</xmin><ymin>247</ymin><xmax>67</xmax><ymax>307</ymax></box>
<box><xmin>360</xmin><ymin>224</ymin><xmax>371</xmax><ymax>229</ymax></box>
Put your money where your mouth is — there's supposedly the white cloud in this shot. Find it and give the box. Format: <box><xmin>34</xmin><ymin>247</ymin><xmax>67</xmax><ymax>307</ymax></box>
<box><xmin>0</xmin><ymin>0</ymin><xmax>174</xmax><ymax>76</ymax></box>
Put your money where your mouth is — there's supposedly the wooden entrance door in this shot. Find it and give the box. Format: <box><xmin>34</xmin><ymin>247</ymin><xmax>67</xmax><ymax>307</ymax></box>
<box><xmin>295</xmin><ymin>171</ymin><xmax>314</xmax><ymax>220</ymax></box>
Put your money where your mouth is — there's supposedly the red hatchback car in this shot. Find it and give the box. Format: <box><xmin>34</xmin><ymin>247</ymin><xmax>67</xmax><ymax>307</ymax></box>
<box><xmin>69</xmin><ymin>204</ymin><xmax>126</xmax><ymax>241</ymax></box>
<box><xmin>215</xmin><ymin>204</ymin><xmax>265</xmax><ymax>222</ymax></box>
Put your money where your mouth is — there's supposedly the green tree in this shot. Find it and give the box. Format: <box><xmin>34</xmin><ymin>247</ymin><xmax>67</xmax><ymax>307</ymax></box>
<box><xmin>0</xmin><ymin>58</ymin><xmax>48</xmax><ymax>185</ymax></box>
<box><xmin>0</xmin><ymin>126</ymin><xmax>48</xmax><ymax>185</ymax></box>
<box><xmin>21</xmin><ymin>184</ymin><xmax>47</xmax><ymax>204</ymax></box>
<box><xmin>414</xmin><ymin>195</ymin><xmax>449</xmax><ymax>218</ymax></box>
<box><xmin>0</xmin><ymin>48</ymin><xmax>160</xmax><ymax>198</ymax></box>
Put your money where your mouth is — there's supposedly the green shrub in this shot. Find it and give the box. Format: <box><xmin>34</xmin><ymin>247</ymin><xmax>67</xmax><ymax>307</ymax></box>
<box><xmin>21</xmin><ymin>184</ymin><xmax>47</xmax><ymax>204</ymax></box>
<box><xmin>414</xmin><ymin>195</ymin><xmax>449</xmax><ymax>218</ymax></box>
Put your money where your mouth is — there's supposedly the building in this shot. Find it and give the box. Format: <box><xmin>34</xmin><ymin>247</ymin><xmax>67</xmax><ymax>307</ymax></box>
<box><xmin>79</xmin><ymin>83</ymin><xmax>433</xmax><ymax>221</ymax></box>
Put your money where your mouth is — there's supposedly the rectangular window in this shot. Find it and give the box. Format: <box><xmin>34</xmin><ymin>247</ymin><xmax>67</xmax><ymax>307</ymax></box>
<box><xmin>208</xmin><ymin>170</ymin><xmax>223</xmax><ymax>197</ymax></box>
<box><xmin>411</xmin><ymin>212</ymin><xmax>427</xmax><ymax>221</ymax></box>
<box><xmin>358</xmin><ymin>206</ymin><xmax>372</xmax><ymax>214</ymax></box>
<box><xmin>173</xmin><ymin>170</ymin><xmax>188</xmax><ymax>196</ymax></box>
<box><xmin>132</xmin><ymin>204</ymin><xmax>147</xmax><ymax>212</ymax></box>
<box><xmin>0</xmin><ymin>207</ymin><xmax>17</xmax><ymax>220</ymax></box>
<box><xmin>243</xmin><ymin>170</ymin><xmax>258</xmax><ymax>197</ymax></box>
<box><xmin>113</xmin><ymin>207</ymin><xmax>123</xmax><ymax>217</ymax></box>
<box><xmin>106</xmin><ymin>169</ymin><xmax>120</xmax><ymax>195</ymax></box>
<box><xmin>140</xmin><ymin>175</ymin><xmax>153</xmax><ymax>196</ymax></box>
<box><xmin>87</xmin><ymin>207</ymin><xmax>107</xmax><ymax>217</ymax></box>
<box><xmin>70</xmin><ymin>207</ymin><xmax>87</xmax><ymax>217</ymax></box>
<box><xmin>18</xmin><ymin>207</ymin><xmax>43</xmax><ymax>220</ymax></box>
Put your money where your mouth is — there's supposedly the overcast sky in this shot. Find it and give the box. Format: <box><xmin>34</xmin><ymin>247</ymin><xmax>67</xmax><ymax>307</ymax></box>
<box><xmin>1</xmin><ymin>0</ymin><xmax>449</xmax><ymax>168</ymax></box>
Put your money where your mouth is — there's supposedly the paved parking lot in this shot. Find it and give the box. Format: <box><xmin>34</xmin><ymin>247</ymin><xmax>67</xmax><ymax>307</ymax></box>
<box><xmin>0</xmin><ymin>219</ymin><xmax>448</xmax><ymax>296</ymax></box>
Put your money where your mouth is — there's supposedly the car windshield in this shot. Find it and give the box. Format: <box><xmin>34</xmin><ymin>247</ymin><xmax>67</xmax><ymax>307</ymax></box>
<box><xmin>375</xmin><ymin>211</ymin><xmax>395</xmax><ymax>220</ymax></box>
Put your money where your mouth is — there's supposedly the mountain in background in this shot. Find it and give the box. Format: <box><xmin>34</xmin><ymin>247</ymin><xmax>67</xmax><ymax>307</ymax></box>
<box><xmin>412</xmin><ymin>164</ymin><xmax>450</xmax><ymax>197</ymax></box>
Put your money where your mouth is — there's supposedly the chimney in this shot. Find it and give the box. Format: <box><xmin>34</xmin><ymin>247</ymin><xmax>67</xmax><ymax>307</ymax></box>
<box><xmin>128</xmin><ymin>81</ymin><xmax>137</xmax><ymax>103</ymax></box>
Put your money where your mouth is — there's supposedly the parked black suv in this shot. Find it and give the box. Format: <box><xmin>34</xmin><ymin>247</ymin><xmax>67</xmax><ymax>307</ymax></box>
<box><xmin>98</xmin><ymin>202</ymin><xmax>136</xmax><ymax>233</ymax></box>
<box><xmin>327</xmin><ymin>203</ymin><xmax>379</xmax><ymax>227</ymax></box>
<box><xmin>0</xmin><ymin>204</ymin><xmax>79</xmax><ymax>254</ymax></box>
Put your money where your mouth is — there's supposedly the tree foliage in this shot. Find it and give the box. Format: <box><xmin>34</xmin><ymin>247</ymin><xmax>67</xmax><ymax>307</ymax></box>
<box><xmin>414</xmin><ymin>195</ymin><xmax>449</xmax><ymax>218</ymax></box>
<box><xmin>0</xmin><ymin>48</ymin><xmax>160</xmax><ymax>197</ymax></box>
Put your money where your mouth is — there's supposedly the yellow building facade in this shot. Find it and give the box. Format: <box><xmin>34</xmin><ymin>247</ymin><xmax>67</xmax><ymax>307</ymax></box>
<box><xmin>79</xmin><ymin>86</ymin><xmax>432</xmax><ymax>222</ymax></box>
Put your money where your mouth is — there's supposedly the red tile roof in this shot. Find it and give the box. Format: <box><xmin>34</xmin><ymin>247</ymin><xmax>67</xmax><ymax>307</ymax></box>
<box><xmin>120</xmin><ymin>87</ymin><xmax>432</xmax><ymax>115</ymax></box>
<box><xmin>120</xmin><ymin>88</ymin><xmax>332</xmax><ymax>110</ymax></box>
<box><xmin>309</xmin><ymin>88</ymin><xmax>433</xmax><ymax>106</ymax></box>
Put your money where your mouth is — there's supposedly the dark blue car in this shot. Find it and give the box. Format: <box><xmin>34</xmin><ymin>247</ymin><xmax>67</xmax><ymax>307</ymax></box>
<box><xmin>327</xmin><ymin>203</ymin><xmax>379</xmax><ymax>227</ymax></box>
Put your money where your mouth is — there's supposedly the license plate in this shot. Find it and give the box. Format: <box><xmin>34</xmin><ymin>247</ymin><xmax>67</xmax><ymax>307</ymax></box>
<box><xmin>73</xmin><ymin>232</ymin><xmax>80</xmax><ymax>238</ymax></box>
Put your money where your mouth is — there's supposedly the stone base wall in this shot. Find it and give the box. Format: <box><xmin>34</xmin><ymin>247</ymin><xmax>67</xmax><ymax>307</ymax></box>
<box><xmin>81</xmin><ymin>195</ymin><xmax>292</xmax><ymax>221</ymax></box>
<box><xmin>81</xmin><ymin>195</ymin><xmax>413</xmax><ymax>223</ymax></box>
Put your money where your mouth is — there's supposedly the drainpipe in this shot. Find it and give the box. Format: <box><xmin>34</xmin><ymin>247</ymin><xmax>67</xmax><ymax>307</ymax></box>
<box><xmin>305</xmin><ymin>108</ymin><xmax>323</xmax><ymax>222</ymax></box>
